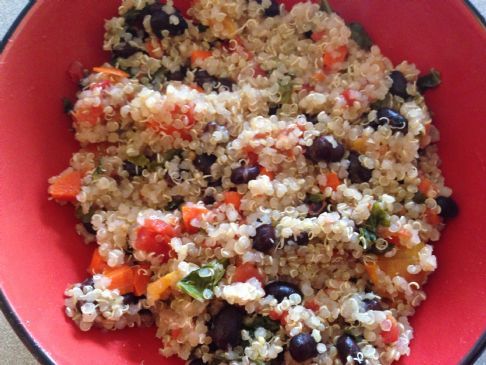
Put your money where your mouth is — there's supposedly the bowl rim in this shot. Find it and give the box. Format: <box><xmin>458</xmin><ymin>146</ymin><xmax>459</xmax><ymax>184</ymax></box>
<box><xmin>0</xmin><ymin>1</ymin><xmax>484</xmax><ymax>364</ymax></box>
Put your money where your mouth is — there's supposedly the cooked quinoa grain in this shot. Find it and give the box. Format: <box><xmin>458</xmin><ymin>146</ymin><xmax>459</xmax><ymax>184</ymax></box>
<box><xmin>49</xmin><ymin>1</ymin><xmax>456</xmax><ymax>364</ymax></box>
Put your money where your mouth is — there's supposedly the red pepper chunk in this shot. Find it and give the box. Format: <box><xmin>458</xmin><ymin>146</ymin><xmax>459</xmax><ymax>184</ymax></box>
<box><xmin>134</xmin><ymin>219</ymin><xmax>176</xmax><ymax>261</ymax></box>
<box><xmin>232</xmin><ymin>262</ymin><xmax>265</xmax><ymax>283</ymax></box>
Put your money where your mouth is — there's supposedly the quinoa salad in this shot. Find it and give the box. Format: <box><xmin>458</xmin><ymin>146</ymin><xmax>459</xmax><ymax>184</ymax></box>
<box><xmin>48</xmin><ymin>0</ymin><xmax>459</xmax><ymax>364</ymax></box>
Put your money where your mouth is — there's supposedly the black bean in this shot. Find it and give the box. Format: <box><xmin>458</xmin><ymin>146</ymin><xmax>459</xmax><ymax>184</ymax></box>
<box><xmin>268</xmin><ymin>104</ymin><xmax>280</xmax><ymax>115</ymax></box>
<box><xmin>81</xmin><ymin>277</ymin><xmax>94</xmax><ymax>287</ymax></box>
<box><xmin>348</xmin><ymin>152</ymin><xmax>372</xmax><ymax>184</ymax></box>
<box><xmin>389</xmin><ymin>70</ymin><xmax>409</xmax><ymax>99</ymax></box>
<box><xmin>62</xmin><ymin>97</ymin><xmax>74</xmax><ymax>114</ymax></box>
<box><xmin>289</xmin><ymin>333</ymin><xmax>318</xmax><ymax>362</ymax></box>
<box><xmin>373</xmin><ymin>108</ymin><xmax>408</xmax><ymax>135</ymax></box>
<box><xmin>304</xmin><ymin>113</ymin><xmax>318</xmax><ymax>124</ymax></box>
<box><xmin>252</xmin><ymin>224</ymin><xmax>276</xmax><ymax>252</ymax></box>
<box><xmin>123</xmin><ymin>160</ymin><xmax>143</xmax><ymax>177</ymax></box>
<box><xmin>215</xmin><ymin>77</ymin><xmax>234</xmax><ymax>91</ymax></box>
<box><xmin>211</xmin><ymin>305</ymin><xmax>245</xmax><ymax>349</ymax></box>
<box><xmin>123</xmin><ymin>8</ymin><xmax>146</xmax><ymax>28</ymax></box>
<box><xmin>197</xmin><ymin>23</ymin><xmax>209</xmax><ymax>33</ymax></box>
<box><xmin>193</xmin><ymin>154</ymin><xmax>217</xmax><ymax>175</ymax></box>
<box><xmin>112</xmin><ymin>43</ymin><xmax>143</xmax><ymax>58</ymax></box>
<box><xmin>150</xmin><ymin>9</ymin><xmax>188</xmax><ymax>38</ymax></box>
<box><xmin>286</xmin><ymin>232</ymin><xmax>309</xmax><ymax>246</ymax></box>
<box><xmin>362</xmin><ymin>298</ymin><xmax>383</xmax><ymax>311</ymax></box>
<box><xmin>417</xmin><ymin>69</ymin><xmax>441</xmax><ymax>92</ymax></box>
<box><xmin>303</xmin><ymin>30</ymin><xmax>313</xmax><ymax>39</ymax></box>
<box><xmin>436</xmin><ymin>196</ymin><xmax>459</xmax><ymax>218</ymax></box>
<box><xmin>166</xmin><ymin>66</ymin><xmax>187</xmax><ymax>81</ymax></box>
<box><xmin>306</xmin><ymin>136</ymin><xmax>345</xmax><ymax>163</ymax></box>
<box><xmin>202</xmin><ymin>195</ymin><xmax>215</xmax><ymax>205</ymax></box>
<box><xmin>264</xmin><ymin>281</ymin><xmax>302</xmax><ymax>302</ymax></box>
<box><xmin>83</xmin><ymin>221</ymin><xmax>96</xmax><ymax>235</ymax></box>
<box><xmin>270</xmin><ymin>350</ymin><xmax>286</xmax><ymax>365</ymax></box>
<box><xmin>194</xmin><ymin>69</ymin><xmax>216</xmax><ymax>88</ymax></box>
<box><xmin>122</xmin><ymin>293</ymin><xmax>143</xmax><ymax>305</ymax></box>
<box><xmin>257</xmin><ymin>0</ymin><xmax>280</xmax><ymax>17</ymax></box>
<box><xmin>307</xmin><ymin>201</ymin><xmax>326</xmax><ymax>217</ymax></box>
<box><xmin>230</xmin><ymin>165</ymin><xmax>260</xmax><ymax>184</ymax></box>
<box><xmin>336</xmin><ymin>335</ymin><xmax>361</xmax><ymax>365</ymax></box>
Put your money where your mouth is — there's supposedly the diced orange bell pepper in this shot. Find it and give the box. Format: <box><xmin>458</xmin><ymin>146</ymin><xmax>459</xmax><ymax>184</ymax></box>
<box><xmin>323</xmin><ymin>45</ymin><xmax>348</xmax><ymax>70</ymax></box>
<box><xmin>73</xmin><ymin>105</ymin><xmax>104</xmax><ymax>125</ymax></box>
<box><xmin>191</xmin><ymin>50</ymin><xmax>212</xmax><ymax>65</ymax></box>
<box><xmin>92</xmin><ymin>66</ymin><xmax>129</xmax><ymax>79</ymax></box>
<box><xmin>104</xmin><ymin>265</ymin><xmax>135</xmax><ymax>295</ymax></box>
<box><xmin>132</xmin><ymin>263</ymin><xmax>152</xmax><ymax>296</ymax></box>
<box><xmin>325</xmin><ymin>172</ymin><xmax>341</xmax><ymax>191</ymax></box>
<box><xmin>260</xmin><ymin>166</ymin><xmax>275</xmax><ymax>180</ymax></box>
<box><xmin>376</xmin><ymin>243</ymin><xmax>428</xmax><ymax>284</ymax></box>
<box><xmin>88</xmin><ymin>248</ymin><xmax>109</xmax><ymax>275</ymax></box>
<box><xmin>146</xmin><ymin>271</ymin><xmax>181</xmax><ymax>303</ymax></box>
<box><xmin>181</xmin><ymin>203</ymin><xmax>209</xmax><ymax>233</ymax></box>
<box><xmin>48</xmin><ymin>170</ymin><xmax>83</xmax><ymax>202</ymax></box>
<box><xmin>425</xmin><ymin>208</ymin><xmax>441</xmax><ymax>226</ymax></box>
<box><xmin>224</xmin><ymin>191</ymin><xmax>243</xmax><ymax>210</ymax></box>
<box><xmin>418</xmin><ymin>177</ymin><xmax>433</xmax><ymax>195</ymax></box>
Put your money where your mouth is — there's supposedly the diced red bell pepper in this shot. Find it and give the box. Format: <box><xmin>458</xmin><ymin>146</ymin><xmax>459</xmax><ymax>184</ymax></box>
<box><xmin>134</xmin><ymin>219</ymin><xmax>177</xmax><ymax>261</ymax></box>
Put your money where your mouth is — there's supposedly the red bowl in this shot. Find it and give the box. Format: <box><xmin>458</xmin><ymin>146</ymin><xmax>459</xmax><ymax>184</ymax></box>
<box><xmin>0</xmin><ymin>1</ymin><xmax>485</xmax><ymax>364</ymax></box>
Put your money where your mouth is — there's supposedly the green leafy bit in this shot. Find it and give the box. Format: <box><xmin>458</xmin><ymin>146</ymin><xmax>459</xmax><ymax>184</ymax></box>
<box><xmin>127</xmin><ymin>155</ymin><xmax>150</xmax><ymax>168</ymax></box>
<box><xmin>75</xmin><ymin>206</ymin><xmax>94</xmax><ymax>224</ymax></box>
<box><xmin>319</xmin><ymin>0</ymin><xmax>333</xmax><ymax>13</ymax></box>
<box><xmin>244</xmin><ymin>314</ymin><xmax>281</xmax><ymax>333</ymax></box>
<box><xmin>417</xmin><ymin>69</ymin><xmax>441</xmax><ymax>92</ymax></box>
<box><xmin>412</xmin><ymin>191</ymin><xmax>426</xmax><ymax>204</ymax></box>
<box><xmin>305</xmin><ymin>193</ymin><xmax>324</xmax><ymax>204</ymax></box>
<box><xmin>348</xmin><ymin>22</ymin><xmax>373</xmax><ymax>51</ymax></box>
<box><xmin>359</xmin><ymin>203</ymin><xmax>392</xmax><ymax>254</ymax></box>
<box><xmin>177</xmin><ymin>260</ymin><xmax>227</xmax><ymax>302</ymax></box>
<box><xmin>92</xmin><ymin>160</ymin><xmax>107</xmax><ymax>180</ymax></box>
<box><xmin>278</xmin><ymin>81</ymin><xmax>294</xmax><ymax>104</ymax></box>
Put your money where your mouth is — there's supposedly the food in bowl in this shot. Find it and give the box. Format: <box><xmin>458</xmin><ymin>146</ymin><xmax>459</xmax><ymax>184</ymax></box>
<box><xmin>48</xmin><ymin>0</ymin><xmax>459</xmax><ymax>363</ymax></box>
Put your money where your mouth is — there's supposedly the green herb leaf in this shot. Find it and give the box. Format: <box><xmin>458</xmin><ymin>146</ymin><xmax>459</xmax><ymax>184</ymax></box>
<box><xmin>278</xmin><ymin>81</ymin><xmax>294</xmax><ymax>104</ymax></box>
<box><xmin>62</xmin><ymin>98</ymin><xmax>74</xmax><ymax>114</ymax></box>
<box><xmin>92</xmin><ymin>161</ymin><xmax>107</xmax><ymax>180</ymax></box>
<box><xmin>127</xmin><ymin>155</ymin><xmax>150</xmax><ymax>168</ymax></box>
<box><xmin>319</xmin><ymin>0</ymin><xmax>333</xmax><ymax>13</ymax></box>
<box><xmin>417</xmin><ymin>68</ymin><xmax>441</xmax><ymax>92</ymax></box>
<box><xmin>359</xmin><ymin>203</ymin><xmax>391</xmax><ymax>254</ymax></box>
<box><xmin>348</xmin><ymin>22</ymin><xmax>373</xmax><ymax>51</ymax></box>
<box><xmin>75</xmin><ymin>207</ymin><xmax>94</xmax><ymax>224</ymax></box>
<box><xmin>305</xmin><ymin>193</ymin><xmax>324</xmax><ymax>204</ymax></box>
<box><xmin>177</xmin><ymin>260</ymin><xmax>226</xmax><ymax>302</ymax></box>
<box><xmin>367</xmin><ymin>202</ymin><xmax>390</xmax><ymax>229</ymax></box>
<box><xmin>244</xmin><ymin>314</ymin><xmax>281</xmax><ymax>333</ymax></box>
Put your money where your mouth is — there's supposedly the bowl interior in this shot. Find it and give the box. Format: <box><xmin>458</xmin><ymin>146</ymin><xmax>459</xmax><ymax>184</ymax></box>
<box><xmin>0</xmin><ymin>1</ymin><xmax>485</xmax><ymax>364</ymax></box>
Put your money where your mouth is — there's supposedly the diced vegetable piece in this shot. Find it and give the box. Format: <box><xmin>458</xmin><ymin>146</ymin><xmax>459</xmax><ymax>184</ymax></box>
<box><xmin>92</xmin><ymin>66</ymin><xmax>129</xmax><ymax>78</ymax></box>
<box><xmin>425</xmin><ymin>208</ymin><xmax>441</xmax><ymax>225</ymax></box>
<box><xmin>177</xmin><ymin>260</ymin><xmax>226</xmax><ymax>301</ymax></box>
<box><xmin>223</xmin><ymin>191</ymin><xmax>242</xmax><ymax>210</ymax></box>
<box><xmin>311</xmin><ymin>30</ymin><xmax>325</xmax><ymax>42</ymax></box>
<box><xmin>259</xmin><ymin>166</ymin><xmax>275</xmax><ymax>180</ymax></box>
<box><xmin>181</xmin><ymin>203</ymin><xmax>209</xmax><ymax>233</ymax></box>
<box><xmin>147</xmin><ymin>271</ymin><xmax>180</xmax><ymax>303</ymax></box>
<box><xmin>105</xmin><ymin>265</ymin><xmax>135</xmax><ymax>295</ymax></box>
<box><xmin>232</xmin><ymin>262</ymin><xmax>265</xmax><ymax>283</ymax></box>
<box><xmin>342</xmin><ymin>89</ymin><xmax>355</xmax><ymax>106</ymax></box>
<box><xmin>191</xmin><ymin>50</ymin><xmax>212</xmax><ymax>65</ymax></box>
<box><xmin>134</xmin><ymin>219</ymin><xmax>176</xmax><ymax>260</ymax></box>
<box><xmin>381</xmin><ymin>315</ymin><xmax>400</xmax><ymax>344</ymax></box>
<box><xmin>88</xmin><ymin>248</ymin><xmax>108</xmax><ymax>274</ymax></box>
<box><xmin>73</xmin><ymin>105</ymin><xmax>104</xmax><ymax>125</ymax></box>
<box><xmin>348</xmin><ymin>22</ymin><xmax>373</xmax><ymax>50</ymax></box>
<box><xmin>418</xmin><ymin>177</ymin><xmax>433</xmax><ymax>195</ymax></box>
<box><xmin>132</xmin><ymin>263</ymin><xmax>151</xmax><ymax>296</ymax></box>
<box><xmin>364</xmin><ymin>261</ymin><xmax>379</xmax><ymax>284</ymax></box>
<box><xmin>325</xmin><ymin>172</ymin><xmax>341</xmax><ymax>191</ymax></box>
<box><xmin>323</xmin><ymin>45</ymin><xmax>348</xmax><ymax>70</ymax></box>
<box><xmin>48</xmin><ymin>170</ymin><xmax>82</xmax><ymax>202</ymax></box>
<box><xmin>376</xmin><ymin>243</ymin><xmax>427</xmax><ymax>284</ymax></box>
